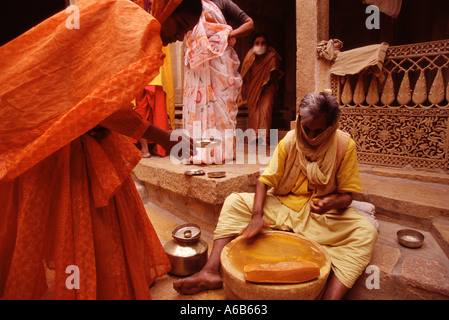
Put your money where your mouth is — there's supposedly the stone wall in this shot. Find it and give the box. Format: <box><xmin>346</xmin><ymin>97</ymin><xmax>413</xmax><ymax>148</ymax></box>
<box><xmin>333</xmin><ymin>40</ymin><xmax>449</xmax><ymax>173</ymax></box>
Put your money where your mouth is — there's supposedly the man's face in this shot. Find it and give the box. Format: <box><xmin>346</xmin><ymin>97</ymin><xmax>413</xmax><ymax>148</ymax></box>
<box><xmin>301</xmin><ymin>113</ymin><xmax>328</xmax><ymax>140</ymax></box>
<box><xmin>160</xmin><ymin>13</ymin><xmax>199</xmax><ymax>45</ymax></box>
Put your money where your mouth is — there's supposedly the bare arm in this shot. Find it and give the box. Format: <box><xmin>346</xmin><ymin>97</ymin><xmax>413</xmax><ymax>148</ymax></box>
<box><xmin>141</xmin><ymin>124</ymin><xmax>173</xmax><ymax>150</ymax></box>
<box><xmin>229</xmin><ymin>17</ymin><xmax>254</xmax><ymax>39</ymax></box>
<box><xmin>239</xmin><ymin>180</ymin><xmax>269</xmax><ymax>239</ymax></box>
<box><xmin>310</xmin><ymin>193</ymin><xmax>353</xmax><ymax>214</ymax></box>
<box><xmin>141</xmin><ymin>124</ymin><xmax>195</xmax><ymax>159</ymax></box>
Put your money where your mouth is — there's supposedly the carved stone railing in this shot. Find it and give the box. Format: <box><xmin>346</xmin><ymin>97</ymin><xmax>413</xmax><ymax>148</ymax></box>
<box><xmin>332</xmin><ymin>39</ymin><xmax>449</xmax><ymax>173</ymax></box>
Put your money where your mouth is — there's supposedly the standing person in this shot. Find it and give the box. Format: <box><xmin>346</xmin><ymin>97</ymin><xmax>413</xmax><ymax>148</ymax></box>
<box><xmin>239</xmin><ymin>33</ymin><xmax>284</xmax><ymax>145</ymax></box>
<box><xmin>130</xmin><ymin>1</ymin><xmax>177</xmax><ymax>159</ymax></box>
<box><xmin>0</xmin><ymin>0</ymin><xmax>201</xmax><ymax>300</ymax></box>
<box><xmin>183</xmin><ymin>0</ymin><xmax>254</xmax><ymax>164</ymax></box>
<box><xmin>173</xmin><ymin>92</ymin><xmax>378</xmax><ymax>300</ymax></box>
<box><xmin>131</xmin><ymin>45</ymin><xmax>174</xmax><ymax>158</ymax></box>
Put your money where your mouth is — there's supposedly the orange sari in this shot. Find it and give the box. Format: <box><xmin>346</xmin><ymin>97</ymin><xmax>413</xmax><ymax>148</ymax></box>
<box><xmin>132</xmin><ymin>84</ymin><xmax>169</xmax><ymax>156</ymax></box>
<box><xmin>0</xmin><ymin>0</ymin><xmax>177</xmax><ymax>299</ymax></box>
<box><xmin>240</xmin><ymin>47</ymin><xmax>283</xmax><ymax>137</ymax></box>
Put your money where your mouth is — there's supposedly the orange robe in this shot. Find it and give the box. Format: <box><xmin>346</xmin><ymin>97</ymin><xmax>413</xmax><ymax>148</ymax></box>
<box><xmin>0</xmin><ymin>0</ymin><xmax>172</xmax><ymax>299</ymax></box>
<box><xmin>240</xmin><ymin>47</ymin><xmax>283</xmax><ymax>137</ymax></box>
<box><xmin>132</xmin><ymin>85</ymin><xmax>169</xmax><ymax>156</ymax></box>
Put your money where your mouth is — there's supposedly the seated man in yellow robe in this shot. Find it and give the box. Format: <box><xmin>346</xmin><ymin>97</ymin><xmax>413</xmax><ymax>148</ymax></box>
<box><xmin>173</xmin><ymin>92</ymin><xmax>378</xmax><ymax>300</ymax></box>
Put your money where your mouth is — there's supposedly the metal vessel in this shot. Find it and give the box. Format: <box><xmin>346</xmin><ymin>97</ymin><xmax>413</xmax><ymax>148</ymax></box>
<box><xmin>164</xmin><ymin>223</ymin><xmax>208</xmax><ymax>276</ymax></box>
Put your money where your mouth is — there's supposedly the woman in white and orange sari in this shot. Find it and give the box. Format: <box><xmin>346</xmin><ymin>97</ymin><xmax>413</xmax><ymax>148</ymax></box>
<box><xmin>182</xmin><ymin>0</ymin><xmax>253</xmax><ymax>164</ymax></box>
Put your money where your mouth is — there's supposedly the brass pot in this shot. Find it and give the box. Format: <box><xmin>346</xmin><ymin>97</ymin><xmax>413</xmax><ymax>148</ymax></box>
<box><xmin>163</xmin><ymin>223</ymin><xmax>208</xmax><ymax>276</ymax></box>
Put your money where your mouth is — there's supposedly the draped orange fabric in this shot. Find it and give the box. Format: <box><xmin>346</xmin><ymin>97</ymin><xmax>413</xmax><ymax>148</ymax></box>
<box><xmin>0</xmin><ymin>0</ymin><xmax>179</xmax><ymax>299</ymax></box>
<box><xmin>152</xmin><ymin>0</ymin><xmax>183</xmax><ymax>23</ymax></box>
<box><xmin>131</xmin><ymin>85</ymin><xmax>169</xmax><ymax>156</ymax></box>
<box><xmin>239</xmin><ymin>47</ymin><xmax>283</xmax><ymax>138</ymax></box>
<box><xmin>240</xmin><ymin>47</ymin><xmax>283</xmax><ymax>116</ymax></box>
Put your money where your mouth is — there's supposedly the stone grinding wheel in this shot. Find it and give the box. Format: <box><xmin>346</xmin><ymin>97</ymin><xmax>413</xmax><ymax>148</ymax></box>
<box><xmin>221</xmin><ymin>230</ymin><xmax>331</xmax><ymax>300</ymax></box>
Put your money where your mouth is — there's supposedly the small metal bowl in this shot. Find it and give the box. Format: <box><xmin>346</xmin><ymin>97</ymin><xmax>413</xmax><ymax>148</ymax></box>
<box><xmin>193</xmin><ymin>138</ymin><xmax>221</xmax><ymax>148</ymax></box>
<box><xmin>397</xmin><ymin>229</ymin><xmax>424</xmax><ymax>248</ymax></box>
<box><xmin>184</xmin><ymin>169</ymin><xmax>205</xmax><ymax>176</ymax></box>
<box><xmin>207</xmin><ymin>171</ymin><xmax>226</xmax><ymax>178</ymax></box>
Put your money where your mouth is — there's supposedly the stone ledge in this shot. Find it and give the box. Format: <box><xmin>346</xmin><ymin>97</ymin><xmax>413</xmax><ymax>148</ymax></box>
<box><xmin>133</xmin><ymin>157</ymin><xmax>262</xmax><ymax>205</ymax></box>
<box><xmin>359</xmin><ymin>164</ymin><xmax>449</xmax><ymax>185</ymax></box>
<box><xmin>355</xmin><ymin>172</ymin><xmax>449</xmax><ymax>230</ymax></box>
<box><xmin>133</xmin><ymin>156</ymin><xmax>263</xmax><ymax>234</ymax></box>
<box><xmin>431</xmin><ymin>218</ymin><xmax>449</xmax><ymax>260</ymax></box>
<box><xmin>345</xmin><ymin>219</ymin><xmax>449</xmax><ymax>300</ymax></box>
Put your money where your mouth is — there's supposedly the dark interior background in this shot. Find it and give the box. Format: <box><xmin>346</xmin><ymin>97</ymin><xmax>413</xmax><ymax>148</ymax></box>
<box><xmin>329</xmin><ymin>0</ymin><xmax>449</xmax><ymax>50</ymax></box>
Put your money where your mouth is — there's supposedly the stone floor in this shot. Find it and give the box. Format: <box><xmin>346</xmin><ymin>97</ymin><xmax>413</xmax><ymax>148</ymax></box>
<box><xmin>144</xmin><ymin>201</ymin><xmax>226</xmax><ymax>300</ymax></box>
<box><xmin>134</xmin><ymin>141</ymin><xmax>449</xmax><ymax>300</ymax></box>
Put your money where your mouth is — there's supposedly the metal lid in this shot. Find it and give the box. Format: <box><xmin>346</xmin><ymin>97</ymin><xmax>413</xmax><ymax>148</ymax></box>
<box><xmin>207</xmin><ymin>171</ymin><xmax>226</xmax><ymax>178</ymax></box>
<box><xmin>185</xmin><ymin>169</ymin><xmax>205</xmax><ymax>176</ymax></box>
<box><xmin>172</xmin><ymin>223</ymin><xmax>201</xmax><ymax>244</ymax></box>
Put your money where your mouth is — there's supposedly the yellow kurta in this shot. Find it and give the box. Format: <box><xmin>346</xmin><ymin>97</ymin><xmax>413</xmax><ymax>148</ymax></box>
<box><xmin>215</xmin><ymin>133</ymin><xmax>377</xmax><ymax>288</ymax></box>
<box><xmin>259</xmin><ymin>136</ymin><xmax>361</xmax><ymax>212</ymax></box>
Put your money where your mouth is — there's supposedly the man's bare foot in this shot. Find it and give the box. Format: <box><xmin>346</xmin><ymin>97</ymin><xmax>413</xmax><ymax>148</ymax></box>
<box><xmin>142</xmin><ymin>152</ymin><xmax>151</xmax><ymax>158</ymax></box>
<box><xmin>173</xmin><ymin>270</ymin><xmax>223</xmax><ymax>295</ymax></box>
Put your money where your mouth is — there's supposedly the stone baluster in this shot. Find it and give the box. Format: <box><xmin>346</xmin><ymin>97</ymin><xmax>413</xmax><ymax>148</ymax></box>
<box><xmin>381</xmin><ymin>73</ymin><xmax>395</xmax><ymax>105</ymax></box>
<box><xmin>397</xmin><ymin>71</ymin><xmax>411</xmax><ymax>105</ymax></box>
<box><xmin>429</xmin><ymin>69</ymin><xmax>445</xmax><ymax>105</ymax></box>
<box><xmin>412</xmin><ymin>70</ymin><xmax>427</xmax><ymax>105</ymax></box>
<box><xmin>341</xmin><ymin>75</ymin><xmax>353</xmax><ymax>105</ymax></box>
<box><xmin>447</xmin><ymin>77</ymin><xmax>449</xmax><ymax>103</ymax></box>
<box><xmin>353</xmin><ymin>74</ymin><xmax>365</xmax><ymax>105</ymax></box>
<box><xmin>366</xmin><ymin>76</ymin><xmax>379</xmax><ymax>105</ymax></box>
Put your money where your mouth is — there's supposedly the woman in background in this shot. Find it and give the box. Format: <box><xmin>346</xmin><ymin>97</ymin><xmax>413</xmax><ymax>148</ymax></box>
<box><xmin>239</xmin><ymin>32</ymin><xmax>283</xmax><ymax>145</ymax></box>
<box><xmin>182</xmin><ymin>0</ymin><xmax>254</xmax><ymax>164</ymax></box>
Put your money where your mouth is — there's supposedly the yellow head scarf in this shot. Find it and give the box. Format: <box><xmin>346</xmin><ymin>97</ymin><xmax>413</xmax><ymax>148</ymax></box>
<box><xmin>295</xmin><ymin>114</ymin><xmax>339</xmax><ymax>186</ymax></box>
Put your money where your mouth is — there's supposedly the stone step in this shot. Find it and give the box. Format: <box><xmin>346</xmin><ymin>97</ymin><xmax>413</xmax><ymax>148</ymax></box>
<box><xmin>356</xmin><ymin>165</ymin><xmax>449</xmax><ymax>260</ymax></box>
<box><xmin>346</xmin><ymin>218</ymin><xmax>449</xmax><ymax>300</ymax></box>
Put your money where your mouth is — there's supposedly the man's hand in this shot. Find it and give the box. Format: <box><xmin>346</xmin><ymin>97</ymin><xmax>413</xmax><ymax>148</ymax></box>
<box><xmin>310</xmin><ymin>197</ymin><xmax>334</xmax><ymax>214</ymax></box>
<box><xmin>310</xmin><ymin>193</ymin><xmax>353</xmax><ymax>214</ymax></box>
<box><xmin>239</xmin><ymin>214</ymin><xmax>269</xmax><ymax>239</ymax></box>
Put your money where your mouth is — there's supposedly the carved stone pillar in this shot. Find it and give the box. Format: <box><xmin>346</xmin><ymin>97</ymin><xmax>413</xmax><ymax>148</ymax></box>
<box><xmin>296</xmin><ymin>0</ymin><xmax>330</xmax><ymax>112</ymax></box>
